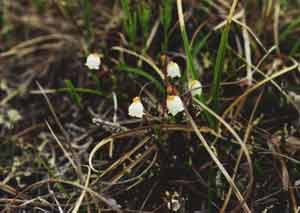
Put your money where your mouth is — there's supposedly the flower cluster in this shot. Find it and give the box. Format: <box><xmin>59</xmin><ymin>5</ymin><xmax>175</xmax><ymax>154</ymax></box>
<box><xmin>126</xmin><ymin>61</ymin><xmax>203</xmax><ymax>118</ymax></box>
<box><xmin>83</xmin><ymin>55</ymin><xmax>202</xmax><ymax>119</ymax></box>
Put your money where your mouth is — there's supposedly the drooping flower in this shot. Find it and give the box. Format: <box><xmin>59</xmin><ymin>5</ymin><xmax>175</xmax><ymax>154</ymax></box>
<box><xmin>85</xmin><ymin>53</ymin><xmax>101</xmax><ymax>70</ymax></box>
<box><xmin>166</xmin><ymin>95</ymin><xmax>184</xmax><ymax>116</ymax></box>
<box><xmin>167</xmin><ymin>198</ymin><xmax>181</xmax><ymax>212</ymax></box>
<box><xmin>128</xmin><ymin>97</ymin><xmax>144</xmax><ymax>118</ymax></box>
<box><xmin>167</xmin><ymin>61</ymin><xmax>181</xmax><ymax>78</ymax></box>
<box><xmin>188</xmin><ymin>79</ymin><xmax>203</xmax><ymax>96</ymax></box>
<box><xmin>166</xmin><ymin>191</ymin><xmax>181</xmax><ymax>212</ymax></box>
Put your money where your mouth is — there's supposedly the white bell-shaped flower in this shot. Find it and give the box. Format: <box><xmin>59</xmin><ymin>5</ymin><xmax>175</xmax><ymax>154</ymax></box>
<box><xmin>85</xmin><ymin>53</ymin><xmax>101</xmax><ymax>70</ymax></box>
<box><xmin>166</xmin><ymin>95</ymin><xmax>184</xmax><ymax>116</ymax></box>
<box><xmin>188</xmin><ymin>79</ymin><xmax>203</xmax><ymax>96</ymax></box>
<box><xmin>167</xmin><ymin>61</ymin><xmax>181</xmax><ymax>78</ymax></box>
<box><xmin>167</xmin><ymin>198</ymin><xmax>181</xmax><ymax>212</ymax></box>
<box><xmin>128</xmin><ymin>97</ymin><xmax>144</xmax><ymax>118</ymax></box>
<box><xmin>166</xmin><ymin>191</ymin><xmax>181</xmax><ymax>212</ymax></box>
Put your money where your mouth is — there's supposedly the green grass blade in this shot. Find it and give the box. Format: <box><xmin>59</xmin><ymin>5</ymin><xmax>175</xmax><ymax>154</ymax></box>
<box><xmin>177</xmin><ymin>0</ymin><xmax>215</xmax><ymax>126</ymax></box>
<box><xmin>210</xmin><ymin>24</ymin><xmax>230</xmax><ymax>112</ymax></box>
<box><xmin>32</xmin><ymin>0</ymin><xmax>45</xmax><ymax>13</ymax></box>
<box><xmin>279</xmin><ymin>19</ymin><xmax>300</xmax><ymax>41</ymax></box>
<box><xmin>57</xmin><ymin>87</ymin><xmax>104</xmax><ymax>97</ymax></box>
<box><xmin>118</xmin><ymin>64</ymin><xmax>165</xmax><ymax>95</ymax></box>
<box><xmin>65</xmin><ymin>80</ymin><xmax>82</xmax><ymax>107</ymax></box>
<box><xmin>32</xmin><ymin>87</ymin><xmax>105</xmax><ymax>97</ymax></box>
<box><xmin>138</xmin><ymin>1</ymin><xmax>151</xmax><ymax>43</ymax></box>
<box><xmin>120</xmin><ymin>0</ymin><xmax>137</xmax><ymax>45</ymax></box>
<box><xmin>181</xmin><ymin>27</ymin><xmax>198</xmax><ymax>79</ymax></box>
<box><xmin>160</xmin><ymin>0</ymin><xmax>173</xmax><ymax>50</ymax></box>
<box><xmin>192</xmin><ymin>32</ymin><xmax>211</xmax><ymax>57</ymax></box>
<box><xmin>83</xmin><ymin>0</ymin><xmax>92</xmax><ymax>48</ymax></box>
<box><xmin>196</xmin><ymin>95</ymin><xmax>216</xmax><ymax>128</ymax></box>
<box><xmin>176</xmin><ymin>0</ymin><xmax>198</xmax><ymax>79</ymax></box>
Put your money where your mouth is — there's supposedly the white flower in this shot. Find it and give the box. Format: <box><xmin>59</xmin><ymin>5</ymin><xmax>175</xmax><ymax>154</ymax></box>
<box><xmin>128</xmin><ymin>97</ymin><xmax>144</xmax><ymax>118</ymax></box>
<box><xmin>167</xmin><ymin>198</ymin><xmax>181</xmax><ymax>212</ymax></box>
<box><xmin>188</xmin><ymin>79</ymin><xmax>202</xmax><ymax>96</ymax></box>
<box><xmin>167</xmin><ymin>61</ymin><xmax>181</xmax><ymax>78</ymax></box>
<box><xmin>166</xmin><ymin>95</ymin><xmax>184</xmax><ymax>116</ymax></box>
<box><xmin>85</xmin><ymin>53</ymin><xmax>101</xmax><ymax>70</ymax></box>
<box><xmin>7</xmin><ymin>109</ymin><xmax>22</xmax><ymax>122</ymax></box>
<box><xmin>166</xmin><ymin>191</ymin><xmax>181</xmax><ymax>212</ymax></box>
